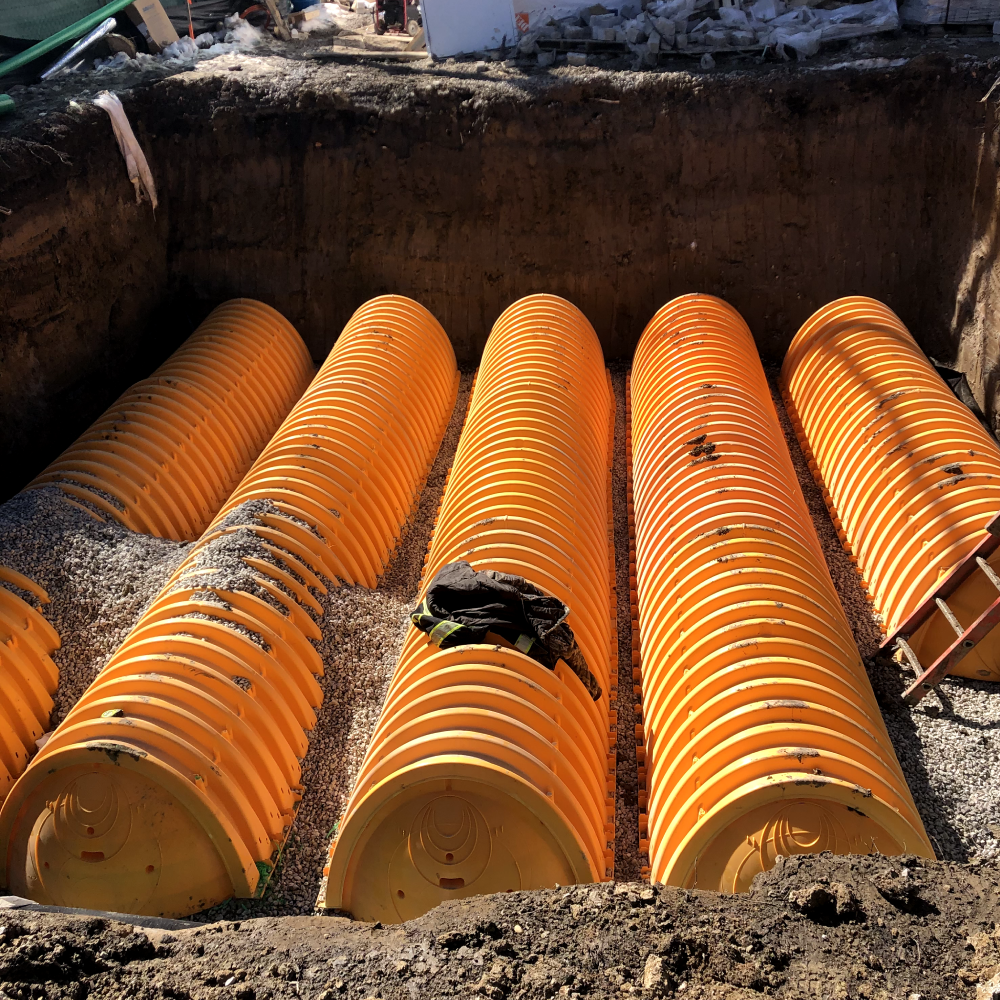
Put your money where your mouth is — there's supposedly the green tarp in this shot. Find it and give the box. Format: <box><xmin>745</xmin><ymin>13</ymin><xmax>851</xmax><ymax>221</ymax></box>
<box><xmin>0</xmin><ymin>0</ymin><xmax>110</xmax><ymax>41</ymax></box>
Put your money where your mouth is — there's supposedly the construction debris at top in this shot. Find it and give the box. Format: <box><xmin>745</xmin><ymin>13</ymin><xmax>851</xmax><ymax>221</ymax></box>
<box><xmin>0</xmin><ymin>0</ymin><xmax>998</xmax><ymax>120</ymax></box>
<box><xmin>418</xmin><ymin>0</ymin><xmax>1000</xmax><ymax>61</ymax></box>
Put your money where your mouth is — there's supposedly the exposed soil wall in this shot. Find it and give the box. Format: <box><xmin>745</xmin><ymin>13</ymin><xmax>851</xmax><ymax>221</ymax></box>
<box><xmin>0</xmin><ymin>50</ymin><xmax>995</xmax><ymax>491</ymax></box>
<box><xmin>953</xmin><ymin>89</ymin><xmax>1000</xmax><ymax>432</ymax></box>
<box><xmin>154</xmin><ymin>55</ymin><xmax>986</xmax><ymax>365</ymax></box>
<box><xmin>0</xmin><ymin>115</ymin><xmax>176</xmax><ymax>502</ymax></box>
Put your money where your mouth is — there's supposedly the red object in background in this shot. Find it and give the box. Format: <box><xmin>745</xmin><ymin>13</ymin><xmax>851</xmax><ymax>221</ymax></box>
<box><xmin>372</xmin><ymin>0</ymin><xmax>422</xmax><ymax>35</ymax></box>
<box><xmin>241</xmin><ymin>3</ymin><xmax>273</xmax><ymax>27</ymax></box>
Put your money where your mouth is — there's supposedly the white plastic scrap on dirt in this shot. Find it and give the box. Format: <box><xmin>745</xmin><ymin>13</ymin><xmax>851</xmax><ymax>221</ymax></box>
<box><xmin>178</xmin><ymin>13</ymin><xmax>264</xmax><ymax>55</ymax></box>
<box><xmin>93</xmin><ymin>91</ymin><xmax>158</xmax><ymax>213</ymax></box>
<box><xmin>92</xmin><ymin>13</ymin><xmax>263</xmax><ymax>72</ymax></box>
<box><xmin>218</xmin><ymin>13</ymin><xmax>266</xmax><ymax>47</ymax></box>
<box><xmin>161</xmin><ymin>35</ymin><xmax>199</xmax><ymax>58</ymax></box>
<box><xmin>93</xmin><ymin>51</ymin><xmax>137</xmax><ymax>72</ymax></box>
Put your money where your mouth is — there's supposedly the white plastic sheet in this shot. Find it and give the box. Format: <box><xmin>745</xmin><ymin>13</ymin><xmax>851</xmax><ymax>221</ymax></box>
<box><xmin>93</xmin><ymin>91</ymin><xmax>158</xmax><ymax>212</ymax></box>
<box><xmin>768</xmin><ymin>0</ymin><xmax>898</xmax><ymax>58</ymax></box>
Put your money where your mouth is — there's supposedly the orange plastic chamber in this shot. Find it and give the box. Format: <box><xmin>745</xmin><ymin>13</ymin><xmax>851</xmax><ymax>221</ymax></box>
<box><xmin>26</xmin><ymin>300</ymin><xmax>314</xmax><ymax>541</ymax></box>
<box><xmin>0</xmin><ymin>568</ymin><xmax>59</xmax><ymax>804</ymax></box>
<box><xmin>0</xmin><ymin>296</ymin><xmax>458</xmax><ymax>918</ymax></box>
<box><xmin>782</xmin><ymin>297</ymin><xmax>1000</xmax><ymax>682</ymax></box>
<box><xmin>324</xmin><ymin>294</ymin><xmax>617</xmax><ymax>923</ymax></box>
<box><xmin>631</xmin><ymin>294</ymin><xmax>932</xmax><ymax>893</ymax></box>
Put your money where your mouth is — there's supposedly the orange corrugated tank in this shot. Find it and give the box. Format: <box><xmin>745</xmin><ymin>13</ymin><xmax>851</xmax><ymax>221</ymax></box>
<box><xmin>631</xmin><ymin>293</ymin><xmax>932</xmax><ymax>892</ymax></box>
<box><xmin>0</xmin><ymin>568</ymin><xmax>59</xmax><ymax>804</ymax></box>
<box><xmin>324</xmin><ymin>294</ymin><xmax>618</xmax><ymax>923</ymax></box>
<box><xmin>26</xmin><ymin>299</ymin><xmax>314</xmax><ymax>541</ymax></box>
<box><xmin>0</xmin><ymin>301</ymin><xmax>310</xmax><ymax>814</ymax></box>
<box><xmin>0</xmin><ymin>296</ymin><xmax>457</xmax><ymax>918</ymax></box>
<box><xmin>781</xmin><ymin>296</ymin><xmax>1000</xmax><ymax>683</ymax></box>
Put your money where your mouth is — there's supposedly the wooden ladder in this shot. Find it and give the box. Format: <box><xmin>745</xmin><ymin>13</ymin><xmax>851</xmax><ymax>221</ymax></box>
<box><xmin>881</xmin><ymin>513</ymin><xmax>1000</xmax><ymax>705</ymax></box>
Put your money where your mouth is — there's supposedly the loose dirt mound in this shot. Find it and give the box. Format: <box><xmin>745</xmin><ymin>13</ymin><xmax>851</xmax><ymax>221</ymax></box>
<box><xmin>1</xmin><ymin>852</ymin><xmax>996</xmax><ymax>999</ymax></box>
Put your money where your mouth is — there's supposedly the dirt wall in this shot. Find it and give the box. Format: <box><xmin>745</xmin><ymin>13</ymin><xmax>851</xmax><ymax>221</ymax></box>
<box><xmin>0</xmin><ymin>112</ymin><xmax>176</xmax><ymax>502</ymax></box>
<box><xmin>152</xmin><ymin>54</ymin><xmax>985</xmax><ymax>364</ymax></box>
<box><xmin>953</xmin><ymin>87</ymin><xmax>1000</xmax><ymax>434</ymax></box>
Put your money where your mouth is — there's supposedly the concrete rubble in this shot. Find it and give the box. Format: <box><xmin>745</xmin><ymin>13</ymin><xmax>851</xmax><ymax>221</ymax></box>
<box><xmin>516</xmin><ymin>0</ymin><xmax>901</xmax><ymax>63</ymax></box>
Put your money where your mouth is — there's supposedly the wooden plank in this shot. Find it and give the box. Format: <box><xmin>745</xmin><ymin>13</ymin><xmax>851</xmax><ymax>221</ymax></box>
<box><xmin>263</xmin><ymin>0</ymin><xmax>292</xmax><ymax>40</ymax></box>
<box><xmin>880</xmin><ymin>511</ymin><xmax>1000</xmax><ymax>651</ymax></box>
<box><xmin>289</xmin><ymin>8</ymin><xmax>325</xmax><ymax>24</ymax></box>
<box><xmin>902</xmin><ymin>590</ymin><xmax>1000</xmax><ymax>704</ymax></box>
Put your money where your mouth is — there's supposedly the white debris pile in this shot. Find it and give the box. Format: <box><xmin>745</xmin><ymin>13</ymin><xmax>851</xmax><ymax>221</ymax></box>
<box><xmin>290</xmin><ymin>3</ymin><xmax>356</xmax><ymax>35</ymax></box>
<box><xmin>161</xmin><ymin>36</ymin><xmax>199</xmax><ymax>59</ymax></box>
<box><xmin>518</xmin><ymin>0</ymin><xmax>899</xmax><ymax>61</ymax></box>
<box><xmin>171</xmin><ymin>13</ymin><xmax>266</xmax><ymax>56</ymax></box>
<box><xmin>92</xmin><ymin>13</ymin><xmax>264</xmax><ymax>73</ymax></box>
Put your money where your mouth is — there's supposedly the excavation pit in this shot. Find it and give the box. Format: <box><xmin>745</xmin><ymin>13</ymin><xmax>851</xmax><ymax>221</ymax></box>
<box><xmin>4</xmin><ymin>45</ymin><xmax>1000</xmax><ymax>494</ymax></box>
<box><xmin>3</xmin><ymin>45</ymin><xmax>1000</xmax><ymax>938</ymax></box>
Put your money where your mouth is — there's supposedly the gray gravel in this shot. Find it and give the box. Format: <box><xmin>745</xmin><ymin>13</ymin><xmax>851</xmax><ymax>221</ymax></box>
<box><xmin>611</xmin><ymin>364</ymin><xmax>641</xmax><ymax>883</ymax></box>
<box><xmin>764</xmin><ymin>368</ymin><xmax>886</xmax><ymax>657</ymax></box>
<box><xmin>767</xmin><ymin>364</ymin><xmax>1000</xmax><ymax>866</ymax></box>
<box><xmin>897</xmin><ymin>678</ymin><xmax>1000</xmax><ymax>863</ymax></box>
<box><xmin>173</xmin><ymin>498</ymin><xmax>305</xmax><ymax>630</ymax></box>
<box><xmin>0</xmin><ymin>487</ymin><xmax>188</xmax><ymax>726</ymax></box>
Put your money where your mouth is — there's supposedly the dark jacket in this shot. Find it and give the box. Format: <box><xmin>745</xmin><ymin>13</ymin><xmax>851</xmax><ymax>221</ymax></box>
<box><xmin>411</xmin><ymin>560</ymin><xmax>602</xmax><ymax>701</ymax></box>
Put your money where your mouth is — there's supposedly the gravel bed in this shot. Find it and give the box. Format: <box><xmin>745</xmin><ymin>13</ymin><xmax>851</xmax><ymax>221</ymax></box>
<box><xmin>174</xmin><ymin>498</ymin><xmax>310</xmax><ymax>627</ymax></box>
<box><xmin>0</xmin><ymin>486</ymin><xmax>188</xmax><ymax>726</ymax></box>
<box><xmin>611</xmin><ymin>364</ymin><xmax>641</xmax><ymax>883</ymax></box>
<box><xmin>897</xmin><ymin>677</ymin><xmax>1000</xmax><ymax>863</ymax></box>
<box><xmin>767</xmin><ymin>364</ymin><xmax>1000</xmax><ymax>865</ymax></box>
<box><xmin>763</xmin><ymin>367</ymin><xmax>886</xmax><ymax>659</ymax></box>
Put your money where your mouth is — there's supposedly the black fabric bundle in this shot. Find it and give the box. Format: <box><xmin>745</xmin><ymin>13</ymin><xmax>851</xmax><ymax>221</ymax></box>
<box><xmin>411</xmin><ymin>560</ymin><xmax>602</xmax><ymax>701</ymax></box>
<box><xmin>932</xmin><ymin>360</ymin><xmax>997</xmax><ymax>440</ymax></box>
